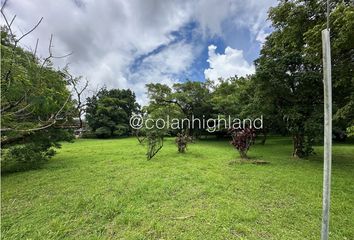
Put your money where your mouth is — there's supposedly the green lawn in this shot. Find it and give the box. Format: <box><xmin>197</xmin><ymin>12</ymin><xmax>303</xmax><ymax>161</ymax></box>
<box><xmin>1</xmin><ymin>137</ymin><xmax>353</xmax><ymax>239</ymax></box>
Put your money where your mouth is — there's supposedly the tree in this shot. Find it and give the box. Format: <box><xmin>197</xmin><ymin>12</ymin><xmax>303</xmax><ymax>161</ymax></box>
<box><xmin>146</xmin><ymin>80</ymin><xmax>214</xmax><ymax>137</ymax></box>
<box><xmin>145</xmin><ymin>83</ymin><xmax>183</xmax><ymax>136</ymax></box>
<box><xmin>254</xmin><ymin>0</ymin><xmax>354</xmax><ymax>157</ymax></box>
<box><xmin>304</xmin><ymin>2</ymin><xmax>354</xmax><ymax>132</ymax></box>
<box><xmin>1</xmin><ymin>5</ymin><xmax>76</xmax><ymax>171</ymax></box>
<box><xmin>85</xmin><ymin>88</ymin><xmax>139</xmax><ymax>138</ymax></box>
<box><xmin>210</xmin><ymin>76</ymin><xmax>284</xmax><ymax>143</ymax></box>
<box><xmin>65</xmin><ymin>70</ymin><xmax>89</xmax><ymax>129</ymax></box>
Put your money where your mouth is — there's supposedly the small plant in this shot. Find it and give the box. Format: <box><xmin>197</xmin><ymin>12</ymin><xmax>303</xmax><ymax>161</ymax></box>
<box><xmin>175</xmin><ymin>132</ymin><xmax>191</xmax><ymax>153</ymax></box>
<box><xmin>146</xmin><ymin>130</ymin><xmax>164</xmax><ymax>160</ymax></box>
<box><xmin>229</xmin><ymin>127</ymin><xmax>255</xmax><ymax>159</ymax></box>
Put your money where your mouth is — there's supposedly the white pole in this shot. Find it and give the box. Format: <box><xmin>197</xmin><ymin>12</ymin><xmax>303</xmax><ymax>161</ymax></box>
<box><xmin>321</xmin><ymin>28</ymin><xmax>332</xmax><ymax>240</ymax></box>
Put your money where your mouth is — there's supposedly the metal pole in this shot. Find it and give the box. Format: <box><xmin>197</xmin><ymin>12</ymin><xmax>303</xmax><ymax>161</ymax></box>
<box><xmin>321</xmin><ymin>28</ymin><xmax>332</xmax><ymax>240</ymax></box>
<box><xmin>326</xmin><ymin>0</ymin><xmax>330</xmax><ymax>29</ymax></box>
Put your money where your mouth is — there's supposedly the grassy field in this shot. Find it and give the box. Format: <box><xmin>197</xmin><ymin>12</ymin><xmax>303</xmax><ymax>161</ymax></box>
<box><xmin>1</xmin><ymin>137</ymin><xmax>353</xmax><ymax>239</ymax></box>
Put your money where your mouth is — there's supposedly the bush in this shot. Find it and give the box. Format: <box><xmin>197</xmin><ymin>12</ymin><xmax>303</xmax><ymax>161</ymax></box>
<box><xmin>95</xmin><ymin>126</ymin><xmax>112</xmax><ymax>138</ymax></box>
<box><xmin>1</xmin><ymin>129</ymin><xmax>73</xmax><ymax>173</ymax></box>
<box><xmin>229</xmin><ymin>127</ymin><xmax>255</xmax><ymax>159</ymax></box>
<box><xmin>1</xmin><ymin>144</ymin><xmax>55</xmax><ymax>172</ymax></box>
<box><xmin>175</xmin><ymin>132</ymin><xmax>191</xmax><ymax>153</ymax></box>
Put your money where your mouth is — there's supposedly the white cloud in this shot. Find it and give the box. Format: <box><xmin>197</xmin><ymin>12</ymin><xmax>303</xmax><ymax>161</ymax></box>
<box><xmin>2</xmin><ymin>0</ymin><xmax>193</xmax><ymax>104</ymax></box>
<box><xmin>2</xmin><ymin>0</ymin><xmax>276</xmax><ymax>105</ymax></box>
<box><xmin>192</xmin><ymin>0</ymin><xmax>276</xmax><ymax>44</ymax></box>
<box><xmin>204</xmin><ymin>45</ymin><xmax>255</xmax><ymax>80</ymax></box>
<box><xmin>192</xmin><ymin>0</ymin><xmax>230</xmax><ymax>36</ymax></box>
<box><xmin>127</xmin><ymin>41</ymin><xmax>197</xmax><ymax>103</ymax></box>
<box><xmin>255</xmin><ymin>28</ymin><xmax>270</xmax><ymax>45</ymax></box>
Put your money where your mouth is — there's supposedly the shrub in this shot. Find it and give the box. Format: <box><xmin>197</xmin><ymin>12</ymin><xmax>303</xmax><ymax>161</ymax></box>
<box><xmin>175</xmin><ymin>132</ymin><xmax>191</xmax><ymax>153</ymax></box>
<box><xmin>146</xmin><ymin>129</ymin><xmax>164</xmax><ymax>160</ymax></box>
<box><xmin>1</xmin><ymin>144</ymin><xmax>55</xmax><ymax>172</ymax></box>
<box><xmin>229</xmin><ymin>127</ymin><xmax>255</xmax><ymax>159</ymax></box>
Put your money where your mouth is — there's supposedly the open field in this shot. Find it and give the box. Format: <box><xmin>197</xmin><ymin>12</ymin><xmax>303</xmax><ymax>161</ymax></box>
<box><xmin>1</xmin><ymin>137</ymin><xmax>354</xmax><ymax>239</ymax></box>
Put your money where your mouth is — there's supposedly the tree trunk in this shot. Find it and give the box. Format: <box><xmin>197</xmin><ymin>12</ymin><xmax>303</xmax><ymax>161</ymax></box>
<box><xmin>292</xmin><ymin>134</ymin><xmax>304</xmax><ymax>158</ymax></box>
<box><xmin>239</xmin><ymin>150</ymin><xmax>248</xmax><ymax>159</ymax></box>
<box><xmin>261</xmin><ymin>130</ymin><xmax>267</xmax><ymax>145</ymax></box>
<box><xmin>79</xmin><ymin>117</ymin><xmax>83</xmax><ymax>129</ymax></box>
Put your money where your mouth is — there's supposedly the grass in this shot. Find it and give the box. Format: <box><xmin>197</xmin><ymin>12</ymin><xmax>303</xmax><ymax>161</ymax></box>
<box><xmin>1</xmin><ymin>137</ymin><xmax>353</xmax><ymax>239</ymax></box>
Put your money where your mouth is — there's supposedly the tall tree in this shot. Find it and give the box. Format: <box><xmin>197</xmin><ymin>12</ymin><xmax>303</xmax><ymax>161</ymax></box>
<box><xmin>254</xmin><ymin>0</ymin><xmax>354</xmax><ymax>157</ymax></box>
<box><xmin>1</xmin><ymin>21</ymin><xmax>75</xmax><ymax>171</ymax></box>
<box><xmin>304</xmin><ymin>2</ymin><xmax>354</xmax><ymax>131</ymax></box>
<box><xmin>85</xmin><ymin>88</ymin><xmax>139</xmax><ymax>138</ymax></box>
<box><xmin>211</xmin><ymin>76</ymin><xmax>284</xmax><ymax>144</ymax></box>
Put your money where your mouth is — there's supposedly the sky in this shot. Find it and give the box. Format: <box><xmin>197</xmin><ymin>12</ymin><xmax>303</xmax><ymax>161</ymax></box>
<box><xmin>2</xmin><ymin>0</ymin><xmax>277</xmax><ymax>105</ymax></box>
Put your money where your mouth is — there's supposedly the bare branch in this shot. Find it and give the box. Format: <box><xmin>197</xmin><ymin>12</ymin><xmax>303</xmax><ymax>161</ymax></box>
<box><xmin>33</xmin><ymin>38</ymin><xmax>39</xmax><ymax>58</ymax></box>
<box><xmin>1</xmin><ymin>94</ymin><xmax>26</xmax><ymax>114</ymax></box>
<box><xmin>40</xmin><ymin>34</ymin><xmax>73</xmax><ymax>68</ymax></box>
<box><xmin>0</xmin><ymin>7</ymin><xmax>77</xmax><ymax>136</ymax></box>
<box><xmin>1</xmin><ymin>94</ymin><xmax>71</xmax><ymax>133</ymax></box>
<box><xmin>3</xmin><ymin>103</ymin><xmax>32</xmax><ymax>117</ymax></box>
<box><xmin>40</xmin><ymin>34</ymin><xmax>54</xmax><ymax>67</ymax></box>
<box><xmin>1</xmin><ymin>7</ymin><xmax>43</xmax><ymax>90</ymax></box>
<box><xmin>9</xmin><ymin>14</ymin><xmax>16</xmax><ymax>26</ymax></box>
<box><xmin>52</xmin><ymin>52</ymin><xmax>73</xmax><ymax>59</ymax></box>
<box><xmin>66</xmin><ymin>71</ymin><xmax>89</xmax><ymax>128</ymax></box>
<box><xmin>1</xmin><ymin>8</ymin><xmax>15</xmax><ymax>42</ymax></box>
<box><xmin>1</xmin><ymin>0</ymin><xmax>7</xmax><ymax>12</ymax></box>
<box><xmin>17</xmin><ymin>17</ymin><xmax>43</xmax><ymax>42</ymax></box>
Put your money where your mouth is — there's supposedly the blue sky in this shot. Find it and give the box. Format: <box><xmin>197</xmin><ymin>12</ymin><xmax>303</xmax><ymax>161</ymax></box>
<box><xmin>3</xmin><ymin>0</ymin><xmax>277</xmax><ymax>104</ymax></box>
<box><xmin>130</xmin><ymin>19</ymin><xmax>271</xmax><ymax>82</ymax></box>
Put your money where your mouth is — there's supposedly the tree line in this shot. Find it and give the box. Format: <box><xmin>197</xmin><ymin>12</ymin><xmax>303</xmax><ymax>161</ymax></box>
<box><xmin>1</xmin><ymin>0</ymin><xmax>353</xmax><ymax>171</ymax></box>
<box><xmin>85</xmin><ymin>0</ymin><xmax>353</xmax><ymax>158</ymax></box>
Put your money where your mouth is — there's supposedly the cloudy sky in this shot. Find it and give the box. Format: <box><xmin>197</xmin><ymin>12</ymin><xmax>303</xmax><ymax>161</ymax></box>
<box><xmin>2</xmin><ymin>0</ymin><xmax>277</xmax><ymax>104</ymax></box>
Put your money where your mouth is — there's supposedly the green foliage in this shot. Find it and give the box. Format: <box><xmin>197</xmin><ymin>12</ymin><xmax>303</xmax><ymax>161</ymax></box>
<box><xmin>95</xmin><ymin>126</ymin><xmax>112</xmax><ymax>138</ymax></box>
<box><xmin>80</xmin><ymin>130</ymin><xmax>97</xmax><ymax>139</ymax></box>
<box><xmin>146</xmin><ymin>129</ymin><xmax>164</xmax><ymax>160</ymax></box>
<box><xmin>1</xmin><ymin>127</ymin><xmax>73</xmax><ymax>172</ymax></box>
<box><xmin>145</xmin><ymin>84</ymin><xmax>183</xmax><ymax>136</ymax></box>
<box><xmin>1</xmin><ymin>30</ymin><xmax>74</xmax><ymax>130</ymax></box>
<box><xmin>210</xmin><ymin>77</ymin><xmax>248</xmax><ymax>117</ymax></box>
<box><xmin>85</xmin><ymin>88</ymin><xmax>140</xmax><ymax>138</ymax></box>
<box><xmin>146</xmin><ymin>80</ymin><xmax>214</xmax><ymax>137</ymax></box>
<box><xmin>346</xmin><ymin>126</ymin><xmax>354</xmax><ymax>137</ymax></box>
<box><xmin>144</xmin><ymin>1</ymin><xmax>353</xmax><ymax>159</ymax></box>
<box><xmin>303</xmin><ymin>2</ymin><xmax>354</xmax><ymax>130</ymax></box>
<box><xmin>1</xmin><ymin>144</ymin><xmax>53</xmax><ymax>172</ymax></box>
<box><xmin>1</xmin><ymin>27</ymin><xmax>75</xmax><ymax>171</ymax></box>
<box><xmin>252</xmin><ymin>0</ymin><xmax>354</xmax><ymax>157</ymax></box>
